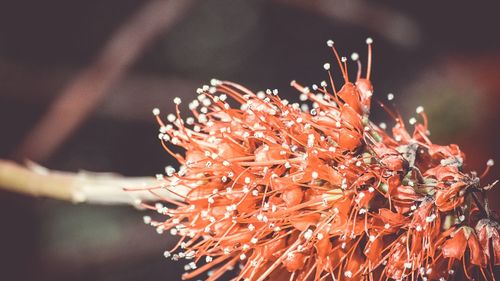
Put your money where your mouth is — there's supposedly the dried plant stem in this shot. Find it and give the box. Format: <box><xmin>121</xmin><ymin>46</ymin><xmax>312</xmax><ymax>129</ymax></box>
<box><xmin>0</xmin><ymin>160</ymin><xmax>166</xmax><ymax>206</ymax></box>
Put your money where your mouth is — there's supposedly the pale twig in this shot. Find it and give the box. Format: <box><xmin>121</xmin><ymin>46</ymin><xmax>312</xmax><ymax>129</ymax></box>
<box><xmin>0</xmin><ymin>160</ymin><xmax>180</xmax><ymax>206</ymax></box>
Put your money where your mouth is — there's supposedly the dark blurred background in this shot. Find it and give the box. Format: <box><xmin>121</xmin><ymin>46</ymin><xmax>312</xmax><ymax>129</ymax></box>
<box><xmin>0</xmin><ymin>0</ymin><xmax>499</xmax><ymax>280</ymax></box>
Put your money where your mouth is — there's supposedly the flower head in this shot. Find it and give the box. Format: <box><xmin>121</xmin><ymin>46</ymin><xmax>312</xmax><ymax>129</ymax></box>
<box><xmin>139</xmin><ymin>39</ymin><xmax>498</xmax><ymax>280</ymax></box>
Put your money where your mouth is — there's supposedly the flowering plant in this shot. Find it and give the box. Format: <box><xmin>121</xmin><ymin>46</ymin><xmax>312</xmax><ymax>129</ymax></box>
<box><xmin>143</xmin><ymin>39</ymin><xmax>498</xmax><ymax>281</ymax></box>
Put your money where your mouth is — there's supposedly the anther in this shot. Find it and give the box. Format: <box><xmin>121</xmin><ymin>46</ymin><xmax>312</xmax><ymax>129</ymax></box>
<box><xmin>167</xmin><ymin>114</ymin><xmax>176</xmax><ymax>122</ymax></box>
<box><xmin>210</xmin><ymin>78</ymin><xmax>221</xmax><ymax>86</ymax></box>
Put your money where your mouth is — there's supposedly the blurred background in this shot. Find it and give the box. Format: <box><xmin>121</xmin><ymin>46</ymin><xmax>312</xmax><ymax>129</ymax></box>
<box><xmin>0</xmin><ymin>0</ymin><xmax>499</xmax><ymax>280</ymax></box>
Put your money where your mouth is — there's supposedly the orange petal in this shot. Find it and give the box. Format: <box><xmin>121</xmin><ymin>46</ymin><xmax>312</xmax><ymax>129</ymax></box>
<box><xmin>468</xmin><ymin>233</ymin><xmax>487</xmax><ymax>267</ymax></box>
<box><xmin>442</xmin><ymin>228</ymin><xmax>467</xmax><ymax>259</ymax></box>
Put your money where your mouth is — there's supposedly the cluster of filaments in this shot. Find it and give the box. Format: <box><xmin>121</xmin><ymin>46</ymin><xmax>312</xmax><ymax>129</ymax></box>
<box><xmin>139</xmin><ymin>39</ymin><xmax>498</xmax><ymax>281</ymax></box>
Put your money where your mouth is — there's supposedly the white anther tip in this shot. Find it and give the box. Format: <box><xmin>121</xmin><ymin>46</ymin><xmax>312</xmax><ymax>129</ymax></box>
<box><xmin>173</xmin><ymin>97</ymin><xmax>181</xmax><ymax>105</ymax></box>
<box><xmin>416</xmin><ymin>106</ymin><xmax>424</xmax><ymax>114</ymax></box>
<box><xmin>152</xmin><ymin>108</ymin><xmax>160</xmax><ymax>116</ymax></box>
<box><xmin>487</xmin><ymin>159</ymin><xmax>495</xmax><ymax>167</ymax></box>
<box><xmin>323</xmin><ymin>63</ymin><xmax>331</xmax><ymax>70</ymax></box>
<box><xmin>351</xmin><ymin>52</ymin><xmax>359</xmax><ymax>61</ymax></box>
<box><xmin>366</xmin><ymin>37</ymin><xmax>373</xmax><ymax>44</ymax></box>
<box><xmin>210</xmin><ymin>78</ymin><xmax>221</xmax><ymax>86</ymax></box>
<box><xmin>326</xmin><ymin>40</ymin><xmax>334</xmax><ymax>47</ymax></box>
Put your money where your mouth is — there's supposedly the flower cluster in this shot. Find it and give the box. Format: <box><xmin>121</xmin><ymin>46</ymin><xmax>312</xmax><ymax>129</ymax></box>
<box><xmin>142</xmin><ymin>39</ymin><xmax>498</xmax><ymax>280</ymax></box>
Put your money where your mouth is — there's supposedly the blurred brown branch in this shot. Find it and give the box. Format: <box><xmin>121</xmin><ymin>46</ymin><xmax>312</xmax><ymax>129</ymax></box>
<box><xmin>13</xmin><ymin>0</ymin><xmax>194</xmax><ymax>161</ymax></box>
<box><xmin>0</xmin><ymin>61</ymin><xmax>200</xmax><ymax>122</ymax></box>
<box><xmin>276</xmin><ymin>0</ymin><xmax>420</xmax><ymax>48</ymax></box>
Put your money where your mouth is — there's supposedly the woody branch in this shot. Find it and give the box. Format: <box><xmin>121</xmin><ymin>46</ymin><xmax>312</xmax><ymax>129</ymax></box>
<box><xmin>0</xmin><ymin>160</ymin><xmax>177</xmax><ymax>206</ymax></box>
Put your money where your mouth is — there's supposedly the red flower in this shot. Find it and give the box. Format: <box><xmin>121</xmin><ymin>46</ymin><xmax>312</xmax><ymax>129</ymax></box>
<box><xmin>442</xmin><ymin>226</ymin><xmax>488</xmax><ymax>267</ymax></box>
<box><xmin>137</xmin><ymin>39</ymin><xmax>498</xmax><ymax>281</ymax></box>
<box><xmin>476</xmin><ymin>219</ymin><xmax>500</xmax><ymax>265</ymax></box>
